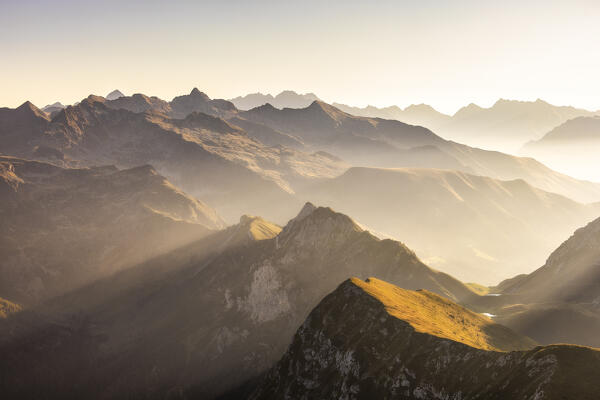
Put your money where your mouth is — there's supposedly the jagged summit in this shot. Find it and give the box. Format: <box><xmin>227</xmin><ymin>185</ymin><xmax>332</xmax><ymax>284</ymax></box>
<box><xmin>106</xmin><ymin>89</ymin><xmax>125</xmax><ymax>100</ymax></box>
<box><xmin>15</xmin><ymin>101</ymin><xmax>48</xmax><ymax>119</ymax></box>
<box><xmin>280</xmin><ymin>203</ymin><xmax>362</xmax><ymax>241</ymax></box>
<box><xmin>42</xmin><ymin>102</ymin><xmax>65</xmax><ymax>112</ymax></box>
<box><xmin>83</xmin><ymin>94</ymin><xmax>106</xmax><ymax>104</ymax></box>
<box><xmin>294</xmin><ymin>201</ymin><xmax>317</xmax><ymax>221</ymax></box>
<box><xmin>189</xmin><ymin>87</ymin><xmax>210</xmax><ymax>100</ymax></box>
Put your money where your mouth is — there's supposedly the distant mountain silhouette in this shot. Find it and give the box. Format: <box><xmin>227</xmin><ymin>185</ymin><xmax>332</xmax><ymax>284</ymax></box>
<box><xmin>240</xmin><ymin>99</ymin><xmax>600</xmax><ymax>203</ymax></box>
<box><xmin>41</xmin><ymin>102</ymin><xmax>65</xmax><ymax>114</ymax></box>
<box><xmin>230</xmin><ymin>90</ymin><xmax>320</xmax><ymax>110</ymax></box>
<box><xmin>333</xmin><ymin>102</ymin><xmax>452</xmax><ymax>128</ymax></box>
<box><xmin>521</xmin><ymin>115</ymin><xmax>600</xmax><ymax>181</ymax></box>
<box><xmin>105</xmin><ymin>89</ymin><xmax>125</xmax><ymax>100</ymax></box>
<box><xmin>334</xmin><ymin>98</ymin><xmax>597</xmax><ymax>152</ymax></box>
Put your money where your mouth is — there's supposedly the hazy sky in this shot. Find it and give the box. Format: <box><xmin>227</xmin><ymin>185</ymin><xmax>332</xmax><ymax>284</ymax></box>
<box><xmin>2</xmin><ymin>0</ymin><xmax>599</xmax><ymax>114</ymax></box>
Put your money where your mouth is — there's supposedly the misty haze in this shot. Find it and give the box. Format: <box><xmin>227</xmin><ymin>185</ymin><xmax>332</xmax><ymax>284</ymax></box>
<box><xmin>1</xmin><ymin>1</ymin><xmax>600</xmax><ymax>399</ymax></box>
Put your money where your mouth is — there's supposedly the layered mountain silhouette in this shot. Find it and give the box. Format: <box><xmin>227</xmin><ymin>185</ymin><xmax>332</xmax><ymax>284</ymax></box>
<box><xmin>0</xmin><ymin>96</ymin><xmax>347</xmax><ymax>222</ymax></box>
<box><xmin>230</xmin><ymin>90</ymin><xmax>320</xmax><ymax>110</ymax></box>
<box><xmin>333</xmin><ymin>102</ymin><xmax>452</xmax><ymax>129</ymax></box>
<box><xmin>238</xmin><ymin>99</ymin><xmax>600</xmax><ymax>203</ymax></box>
<box><xmin>41</xmin><ymin>101</ymin><xmax>65</xmax><ymax>115</ymax></box>
<box><xmin>250</xmin><ymin>277</ymin><xmax>599</xmax><ymax>399</ymax></box>
<box><xmin>335</xmin><ymin>98</ymin><xmax>597</xmax><ymax>152</ymax></box>
<box><xmin>300</xmin><ymin>167</ymin><xmax>600</xmax><ymax>283</ymax></box>
<box><xmin>2</xmin><ymin>86</ymin><xmax>600</xmax><ymax>400</ymax></box>
<box><xmin>522</xmin><ymin>116</ymin><xmax>600</xmax><ymax>181</ymax></box>
<box><xmin>3</xmin><ymin>90</ymin><xmax>600</xmax><ymax>212</ymax></box>
<box><xmin>0</xmin><ymin>156</ymin><xmax>224</xmax><ymax>304</ymax></box>
<box><xmin>443</xmin><ymin>99</ymin><xmax>596</xmax><ymax>151</ymax></box>
<box><xmin>0</xmin><ymin>204</ymin><xmax>473</xmax><ymax>399</ymax></box>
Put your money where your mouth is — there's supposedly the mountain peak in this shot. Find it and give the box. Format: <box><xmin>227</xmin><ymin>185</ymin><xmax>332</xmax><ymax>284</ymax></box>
<box><xmin>294</xmin><ymin>201</ymin><xmax>317</xmax><ymax>221</ymax></box>
<box><xmin>106</xmin><ymin>90</ymin><xmax>125</xmax><ymax>100</ymax></box>
<box><xmin>43</xmin><ymin>102</ymin><xmax>65</xmax><ymax>109</ymax></box>
<box><xmin>17</xmin><ymin>100</ymin><xmax>38</xmax><ymax>111</ymax></box>
<box><xmin>238</xmin><ymin>215</ymin><xmax>282</xmax><ymax>241</ymax></box>
<box><xmin>307</xmin><ymin>99</ymin><xmax>328</xmax><ymax>110</ymax></box>
<box><xmin>81</xmin><ymin>95</ymin><xmax>106</xmax><ymax>106</ymax></box>
<box><xmin>278</xmin><ymin>203</ymin><xmax>363</xmax><ymax>248</ymax></box>
<box><xmin>253</xmin><ymin>102</ymin><xmax>277</xmax><ymax>112</ymax></box>
<box><xmin>189</xmin><ymin>87</ymin><xmax>209</xmax><ymax>99</ymax></box>
<box><xmin>15</xmin><ymin>101</ymin><xmax>49</xmax><ymax>120</ymax></box>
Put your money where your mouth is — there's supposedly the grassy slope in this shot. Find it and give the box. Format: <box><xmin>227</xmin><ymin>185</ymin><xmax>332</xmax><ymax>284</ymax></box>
<box><xmin>352</xmin><ymin>277</ymin><xmax>536</xmax><ymax>351</ymax></box>
<box><xmin>0</xmin><ymin>298</ymin><xmax>21</xmax><ymax>319</ymax></box>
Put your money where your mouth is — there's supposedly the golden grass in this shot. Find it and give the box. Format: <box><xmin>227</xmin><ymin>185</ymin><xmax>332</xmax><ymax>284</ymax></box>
<box><xmin>0</xmin><ymin>297</ymin><xmax>21</xmax><ymax>319</ymax></box>
<box><xmin>351</xmin><ymin>277</ymin><xmax>532</xmax><ymax>351</ymax></box>
<box><xmin>247</xmin><ymin>217</ymin><xmax>282</xmax><ymax>240</ymax></box>
<box><xmin>465</xmin><ymin>282</ymin><xmax>490</xmax><ymax>295</ymax></box>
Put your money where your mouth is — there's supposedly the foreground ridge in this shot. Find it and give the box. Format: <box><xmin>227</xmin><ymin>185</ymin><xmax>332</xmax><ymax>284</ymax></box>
<box><xmin>251</xmin><ymin>277</ymin><xmax>600</xmax><ymax>400</ymax></box>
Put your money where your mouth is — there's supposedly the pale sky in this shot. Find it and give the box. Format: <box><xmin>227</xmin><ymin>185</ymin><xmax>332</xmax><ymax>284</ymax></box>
<box><xmin>2</xmin><ymin>0</ymin><xmax>599</xmax><ymax>114</ymax></box>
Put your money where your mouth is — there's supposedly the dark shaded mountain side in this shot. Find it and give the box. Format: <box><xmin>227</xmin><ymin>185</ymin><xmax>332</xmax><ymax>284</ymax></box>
<box><xmin>0</xmin><ymin>204</ymin><xmax>472</xmax><ymax>399</ymax></box>
<box><xmin>0</xmin><ymin>156</ymin><xmax>223</xmax><ymax>304</ymax></box>
<box><xmin>467</xmin><ymin>216</ymin><xmax>600</xmax><ymax>348</ymax></box>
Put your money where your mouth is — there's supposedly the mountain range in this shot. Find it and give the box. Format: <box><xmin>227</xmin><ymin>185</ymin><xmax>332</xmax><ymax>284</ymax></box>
<box><xmin>230</xmin><ymin>90</ymin><xmax>599</xmax><ymax>152</ymax></box>
<box><xmin>335</xmin><ymin>97</ymin><xmax>599</xmax><ymax>153</ymax></box>
<box><xmin>229</xmin><ymin>91</ymin><xmax>320</xmax><ymax>110</ymax></box>
<box><xmin>2</xmin><ymin>86</ymin><xmax>600</xmax><ymax>398</ymax></box>
<box><xmin>3</xmin><ymin>89</ymin><xmax>600</xmax><ymax>286</ymax></box>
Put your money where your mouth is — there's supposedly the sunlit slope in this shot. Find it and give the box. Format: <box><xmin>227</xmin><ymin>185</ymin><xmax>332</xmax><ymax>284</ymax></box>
<box><xmin>0</xmin><ymin>297</ymin><xmax>21</xmax><ymax>319</ymax></box>
<box><xmin>351</xmin><ymin>277</ymin><xmax>535</xmax><ymax>351</ymax></box>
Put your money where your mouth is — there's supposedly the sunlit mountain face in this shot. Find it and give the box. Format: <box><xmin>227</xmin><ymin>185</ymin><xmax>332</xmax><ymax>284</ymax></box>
<box><xmin>1</xmin><ymin>1</ymin><xmax>600</xmax><ymax>399</ymax></box>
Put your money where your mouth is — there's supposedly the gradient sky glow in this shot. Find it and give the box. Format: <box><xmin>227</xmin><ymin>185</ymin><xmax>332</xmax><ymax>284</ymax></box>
<box><xmin>2</xmin><ymin>0</ymin><xmax>599</xmax><ymax>114</ymax></box>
